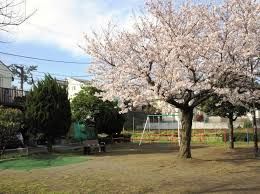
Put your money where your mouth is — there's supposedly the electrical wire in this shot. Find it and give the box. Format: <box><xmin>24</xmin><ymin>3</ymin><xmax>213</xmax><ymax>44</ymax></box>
<box><xmin>34</xmin><ymin>71</ymin><xmax>91</xmax><ymax>78</ymax></box>
<box><xmin>0</xmin><ymin>68</ymin><xmax>91</xmax><ymax>78</ymax></box>
<box><xmin>0</xmin><ymin>51</ymin><xmax>91</xmax><ymax>64</ymax></box>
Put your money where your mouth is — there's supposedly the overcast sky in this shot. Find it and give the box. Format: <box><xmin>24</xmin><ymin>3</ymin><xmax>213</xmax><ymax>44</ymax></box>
<box><xmin>15</xmin><ymin>0</ymin><xmax>143</xmax><ymax>54</ymax></box>
<box><xmin>0</xmin><ymin>0</ymin><xmax>143</xmax><ymax>84</ymax></box>
<box><xmin>0</xmin><ymin>0</ymin><xmax>220</xmax><ymax>86</ymax></box>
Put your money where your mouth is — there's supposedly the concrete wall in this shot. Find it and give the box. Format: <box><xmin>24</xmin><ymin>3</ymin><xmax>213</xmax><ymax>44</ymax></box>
<box><xmin>136</xmin><ymin>121</ymin><xmax>245</xmax><ymax>130</ymax></box>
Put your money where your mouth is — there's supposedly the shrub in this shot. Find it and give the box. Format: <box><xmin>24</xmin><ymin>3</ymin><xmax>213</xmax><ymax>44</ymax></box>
<box><xmin>0</xmin><ymin>106</ymin><xmax>23</xmax><ymax>155</ymax></box>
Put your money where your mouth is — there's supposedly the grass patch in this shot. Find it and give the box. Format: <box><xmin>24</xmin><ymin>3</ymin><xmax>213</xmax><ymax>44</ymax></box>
<box><xmin>0</xmin><ymin>154</ymin><xmax>88</xmax><ymax>171</ymax></box>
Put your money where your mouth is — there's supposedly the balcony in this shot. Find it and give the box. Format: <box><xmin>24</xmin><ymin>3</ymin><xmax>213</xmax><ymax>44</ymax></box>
<box><xmin>0</xmin><ymin>87</ymin><xmax>28</xmax><ymax>108</ymax></box>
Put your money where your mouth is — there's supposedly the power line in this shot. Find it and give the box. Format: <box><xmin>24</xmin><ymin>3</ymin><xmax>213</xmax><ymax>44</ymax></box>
<box><xmin>34</xmin><ymin>71</ymin><xmax>91</xmax><ymax>78</ymax></box>
<box><xmin>0</xmin><ymin>51</ymin><xmax>91</xmax><ymax>64</ymax></box>
<box><xmin>0</xmin><ymin>68</ymin><xmax>92</xmax><ymax>78</ymax></box>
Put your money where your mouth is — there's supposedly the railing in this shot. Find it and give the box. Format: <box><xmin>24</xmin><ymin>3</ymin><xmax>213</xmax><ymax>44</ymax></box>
<box><xmin>0</xmin><ymin>87</ymin><xmax>27</xmax><ymax>107</ymax></box>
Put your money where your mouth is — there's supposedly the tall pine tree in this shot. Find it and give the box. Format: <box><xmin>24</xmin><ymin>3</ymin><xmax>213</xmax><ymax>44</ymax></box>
<box><xmin>25</xmin><ymin>75</ymin><xmax>71</xmax><ymax>152</ymax></box>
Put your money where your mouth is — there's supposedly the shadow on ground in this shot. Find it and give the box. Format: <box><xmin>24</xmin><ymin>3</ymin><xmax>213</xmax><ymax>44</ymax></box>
<box><xmin>95</xmin><ymin>142</ymin><xmax>207</xmax><ymax>156</ymax></box>
<box><xmin>194</xmin><ymin>147</ymin><xmax>259</xmax><ymax>165</ymax></box>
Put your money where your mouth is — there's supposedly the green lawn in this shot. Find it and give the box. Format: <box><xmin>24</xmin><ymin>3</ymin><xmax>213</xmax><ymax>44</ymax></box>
<box><xmin>0</xmin><ymin>154</ymin><xmax>88</xmax><ymax>171</ymax></box>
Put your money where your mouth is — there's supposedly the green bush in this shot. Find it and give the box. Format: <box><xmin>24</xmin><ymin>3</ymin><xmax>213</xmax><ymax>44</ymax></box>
<box><xmin>0</xmin><ymin>106</ymin><xmax>23</xmax><ymax>129</ymax></box>
<box><xmin>0</xmin><ymin>106</ymin><xmax>24</xmax><ymax>154</ymax></box>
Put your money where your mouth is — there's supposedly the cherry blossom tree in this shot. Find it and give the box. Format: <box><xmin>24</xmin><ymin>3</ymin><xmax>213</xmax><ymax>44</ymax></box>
<box><xmin>209</xmin><ymin>0</ymin><xmax>260</xmax><ymax>155</ymax></box>
<box><xmin>83</xmin><ymin>0</ymin><xmax>259</xmax><ymax>158</ymax></box>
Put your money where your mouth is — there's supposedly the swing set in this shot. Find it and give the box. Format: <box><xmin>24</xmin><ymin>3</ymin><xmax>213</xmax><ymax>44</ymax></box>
<box><xmin>139</xmin><ymin>114</ymin><xmax>181</xmax><ymax>146</ymax></box>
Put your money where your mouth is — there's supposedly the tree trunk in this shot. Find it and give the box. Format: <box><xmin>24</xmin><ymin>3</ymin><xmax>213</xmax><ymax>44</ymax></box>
<box><xmin>47</xmin><ymin>137</ymin><xmax>53</xmax><ymax>153</ymax></box>
<box><xmin>228</xmin><ymin>117</ymin><xmax>234</xmax><ymax>149</ymax></box>
<box><xmin>179</xmin><ymin>108</ymin><xmax>193</xmax><ymax>159</ymax></box>
<box><xmin>252</xmin><ymin>110</ymin><xmax>258</xmax><ymax>157</ymax></box>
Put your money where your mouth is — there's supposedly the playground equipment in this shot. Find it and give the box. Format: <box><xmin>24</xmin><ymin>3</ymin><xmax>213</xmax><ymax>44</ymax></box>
<box><xmin>139</xmin><ymin>114</ymin><xmax>181</xmax><ymax>146</ymax></box>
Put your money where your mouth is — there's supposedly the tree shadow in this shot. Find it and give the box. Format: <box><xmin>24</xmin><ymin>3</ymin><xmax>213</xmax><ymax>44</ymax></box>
<box><xmin>29</xmin><ymin>153</ymin><xmax>60</xmax><ymax>160</ymax></box>
<box><xmin>95</xmin><ymin>142</ymin><xmax>207</xmax><ymax>156</ymax></box>
<box><xmin>194</xmin><ymin>147</ymin><xmax>259</xmax><ymax>165</ymax></box>
<box><xmin>198</xmin><ymin>183</ymin><xmax>260</xmax><ymax>193</ymax></box>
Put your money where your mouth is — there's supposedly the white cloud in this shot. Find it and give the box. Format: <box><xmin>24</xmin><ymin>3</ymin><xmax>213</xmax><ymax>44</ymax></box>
<box><xmin>5</xmin><ymin>0</ymin><xmax>143</xmax><ymax>55</ymax></box>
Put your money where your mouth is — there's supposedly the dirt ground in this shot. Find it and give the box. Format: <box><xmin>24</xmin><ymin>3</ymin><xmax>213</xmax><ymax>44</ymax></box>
<box><xmin>0</xmin><ymin>143</ymin><xmax>260</xmax><ymax>194</ymax></box>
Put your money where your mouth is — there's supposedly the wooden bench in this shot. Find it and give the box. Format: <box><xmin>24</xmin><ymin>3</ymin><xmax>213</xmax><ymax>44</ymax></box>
<box><xmin>83</xmin><ymin>139</ymin><xmax>106</xmax><ymax>155</ymax></box>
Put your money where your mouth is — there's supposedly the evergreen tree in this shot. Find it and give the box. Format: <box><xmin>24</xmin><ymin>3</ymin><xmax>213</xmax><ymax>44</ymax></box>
<box><xmin>71</xmin><ymin>86</ymin><xmax>125</xmax><ymax>136</ymax></box>
<box><xmin>25</xmin><ymin>75</ymin><xmax>71</xmax><ymax>152</ymax></box>
<box><xmin>95</xmin><ymin>100</ymin><xmax>125</xmax><ymax>136</ymax></box>
<box><xmin>200</xmin><ymin>95</ymin><xmax>248</xmax><ymax>149</ymax></box>
<box><xmin>71</xmin><ymin>86</ymin><xmax>102</xmax><ymax>123</ymax></box>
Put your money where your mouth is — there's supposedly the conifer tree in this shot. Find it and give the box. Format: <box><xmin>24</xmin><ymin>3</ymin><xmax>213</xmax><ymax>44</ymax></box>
<box><xmin>25</xmin><ymin>75</ymin><xmax>71</xmax><ymax>152</ymax></box>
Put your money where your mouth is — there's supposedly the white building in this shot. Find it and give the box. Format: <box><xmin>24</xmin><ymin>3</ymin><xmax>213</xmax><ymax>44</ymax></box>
<box><xmin>0</xmin><ymin>61</ymin><xmax>13</xmax><ymax>88</ymax></box>
<box><xmin>150</xmin><ymin>99</ymin><xmax>260</xmax><ymax>129</ymax></box>
<box><xmin>67</xmin><ymin>78</ymin><xmax>91</xmax><ymax>100</ymax></box>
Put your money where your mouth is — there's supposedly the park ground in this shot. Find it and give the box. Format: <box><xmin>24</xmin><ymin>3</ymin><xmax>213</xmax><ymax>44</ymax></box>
<box><xmin>0</xmin><ymin>143</ymin><xmax>260</xmax><ymax>194</ymax></box>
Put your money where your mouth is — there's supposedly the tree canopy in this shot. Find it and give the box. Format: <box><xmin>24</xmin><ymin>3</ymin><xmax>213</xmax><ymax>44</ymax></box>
<box><xmin>25</xmin><ymin>75</ymin><xmax>71</xmax><ymax>152</ymax></box>
<box><xmin>200</xmin><ymin>96</ymin><xmax>248</xmax><ymax>121</ymax></box>
<box><xmin>0</xmin><ymin>0</ymin><xmax>34</xmax><ymax>35</ymax></box>
<box><xmin>200</xmin><ymin>95</ymin><xmax>248</xmax><ymax>148</ymax></box>
<box><xmin>71</xmin><ymin>86</ymin><xmax>125</xmax><ymax>136</ymax></box>
<box><xmin>84</xmin><ymin>0</ymin><xmax>259</xmax><ymax>158</ymax></box>
<box><xmin>9</xmin><ymin>64</ymin><xmax>37</xmax><ymax>86</ymax></box>
<box><xmin>71</xmin><ymin>86</ymin><xmax>102</xmax><ymax>123</ymax></box>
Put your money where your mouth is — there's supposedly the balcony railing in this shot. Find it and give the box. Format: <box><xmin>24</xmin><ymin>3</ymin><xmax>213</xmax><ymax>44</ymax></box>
<box><xmin>0</xmin><ymin>87</ymin><xmax>28</xmax><ymax>107</ymax></box>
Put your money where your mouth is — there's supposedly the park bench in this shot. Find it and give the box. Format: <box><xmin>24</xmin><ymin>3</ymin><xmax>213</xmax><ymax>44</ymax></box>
<box><xmin>83</xmin><ymin>139</ymin><xmax>106</xmax><ymax>155</ymax></box>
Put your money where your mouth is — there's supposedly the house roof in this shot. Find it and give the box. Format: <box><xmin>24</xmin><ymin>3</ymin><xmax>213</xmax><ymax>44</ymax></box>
<box><xmin>57</xmin><ymin>79</ymin><xmax>68</xmax><ymax>86</ymax></box>
<box><xmin>70</xmin><ymin>77</ymin><xmax>92</xmax><ymax>85</ymax></box>
<box><xmin>0</xmin><ymin>60</ymin><xmax>12</xmax><ymax>74</ymax></box>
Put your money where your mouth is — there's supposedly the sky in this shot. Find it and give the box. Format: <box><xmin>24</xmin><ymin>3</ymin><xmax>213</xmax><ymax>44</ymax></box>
<box><xmin>0</xmin><ymin>0</ymin><xmax>143</xmax><ymax>87</ymax></box>
<box><xmin>0</xmin><ymin>0</ymin><xmax>221</xmax><ymax>89</ymax></box>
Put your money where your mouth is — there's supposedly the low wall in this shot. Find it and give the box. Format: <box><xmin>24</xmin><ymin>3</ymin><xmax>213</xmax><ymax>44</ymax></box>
<box><xmin>136</xmin><ymin>121</ymin><xmax>245</xmax><ymax>130</ymax></box>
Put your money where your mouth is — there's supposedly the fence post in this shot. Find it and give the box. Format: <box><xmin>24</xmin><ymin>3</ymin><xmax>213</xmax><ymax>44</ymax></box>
<box><xmin>224</xmin><ymin>129</ymin><xmax>227</xmax><ymax>143</ymax></box>
<box><xmin>246</xmin><ymin>128</ymin><xmax>249</xmax><ymax>144</ymax></box>
<box><xmin>132</xmin><ymin>115</ymin><xmax>135</xmax><ymax>134</ymax></box>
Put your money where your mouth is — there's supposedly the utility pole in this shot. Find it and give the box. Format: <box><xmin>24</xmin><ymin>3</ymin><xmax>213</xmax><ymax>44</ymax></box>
<box><xmin>9</xmin><ymin>64</ymin><xmax>37</xmax><ymax>91</ymax></box>
<box><xmin>14</xmin><ymin>65</ymin><xmax>25</xmax><ymax>93</ymax></box>
<box><xmin>133</xmin><ymin>114</ymin><xmax>135</xmax><ymax>134</ymax></box>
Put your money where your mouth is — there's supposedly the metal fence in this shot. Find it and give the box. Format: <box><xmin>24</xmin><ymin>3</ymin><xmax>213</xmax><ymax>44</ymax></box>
<box><xmin>0</xmin><ymin>87</ymin><xmax>27</xmax><ymax>106</ymax></box>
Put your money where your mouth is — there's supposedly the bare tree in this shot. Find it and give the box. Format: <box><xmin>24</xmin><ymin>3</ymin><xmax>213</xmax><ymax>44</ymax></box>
<box><xmin>0</xmin><ymin>0</ymin><xmax>34</xmax><ymax>32</ymax></box>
